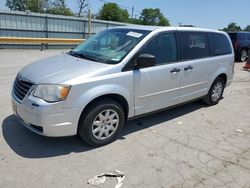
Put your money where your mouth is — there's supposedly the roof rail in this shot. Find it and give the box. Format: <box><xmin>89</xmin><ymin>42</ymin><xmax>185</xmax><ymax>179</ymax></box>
<box><xmin>179</xmin><ymin>25</ymin><xmax>195</xmax><ymax>27</ymax></box>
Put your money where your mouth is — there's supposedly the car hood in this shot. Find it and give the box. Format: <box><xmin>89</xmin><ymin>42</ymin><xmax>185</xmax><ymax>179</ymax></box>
<box><xmin>18</xmin><ymin>53</ymin><xmax>110</xmax><ymax>84</ymax></box>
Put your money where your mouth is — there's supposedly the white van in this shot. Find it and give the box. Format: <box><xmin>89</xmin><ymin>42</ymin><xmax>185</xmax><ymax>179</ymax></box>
<box><xmin>12</xmin><ymin>26</ymin><xmax>234</xmax><ymax>146</ymax></box>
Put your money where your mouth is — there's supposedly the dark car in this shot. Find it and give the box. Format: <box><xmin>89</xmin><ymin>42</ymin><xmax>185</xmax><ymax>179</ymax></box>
<box><xmin>228</xmin><ymin>32</ymin><xmax>250</xmax><ymax>62</ymax></box>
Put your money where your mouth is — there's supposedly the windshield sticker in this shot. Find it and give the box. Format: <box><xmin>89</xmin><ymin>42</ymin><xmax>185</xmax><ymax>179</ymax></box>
<box><xmin>126</xmin><ymin>31</ymin><xmax>143</xmax><ymax>38</ymax></box>
<box><xmin>111</xmin><ymin>58</ymin><xmax>120</xmax><ymax>61</ymax></box>
<box><xmin>111</xmin><ymin>56</ymin><xmax>122</xmax><ymax>61</ymax></box>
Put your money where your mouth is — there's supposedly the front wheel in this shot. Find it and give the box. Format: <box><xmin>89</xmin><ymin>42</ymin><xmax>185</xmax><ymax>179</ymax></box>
<box><xmin>78</xmin><ymin>99</ymin><xmax>125</xmax><ymax>146</ymax></box>
<box><xmin>202</xmin><ymin>77</ymin><xmax>225</xmax><ymax>105</ymax></box>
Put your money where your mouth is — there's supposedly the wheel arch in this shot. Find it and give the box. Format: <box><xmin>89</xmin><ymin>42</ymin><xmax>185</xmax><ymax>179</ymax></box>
<box><xmin>217</xmin><ymin>73</ymin><xmax>227</xmax><ymax>85</ymax></box>
<box><xmin>210</xmin><ymin>67</ymin><xmax>228</xmax><ymax>86</ymax></box>
<box><xmin>78</xmin><ymin>93</ymin><xmax>129</xmax><ymax>126</ymax></box>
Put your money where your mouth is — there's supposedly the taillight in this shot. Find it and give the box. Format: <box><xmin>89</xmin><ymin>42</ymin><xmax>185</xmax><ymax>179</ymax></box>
<box><xmin>234</xmin><ymin>40</ymin><xmax>239</xmax><ymax>49</ymax></box>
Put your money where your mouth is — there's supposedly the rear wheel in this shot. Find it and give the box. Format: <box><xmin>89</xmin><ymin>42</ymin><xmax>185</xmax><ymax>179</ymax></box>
<box><xmin>238</xmin><ymin>49</ymin><xmax>248</xmax><ymax>62</ymax></box>
<box><xmin>202</xmin><ymin>77</ymin><xmax>225</xmax><ymax>105</ymax></box>
<box><xmin>78</xmin><ymin>99</ymin><xmax>125</xmax><ymax>146</ymax></box>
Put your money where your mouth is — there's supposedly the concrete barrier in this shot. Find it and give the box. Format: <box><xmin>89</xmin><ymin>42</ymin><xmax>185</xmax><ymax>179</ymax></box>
<box><xmin>0</xmin><ymin>37</ymin><xmax>85</xmax><ymax>50</ymax></box>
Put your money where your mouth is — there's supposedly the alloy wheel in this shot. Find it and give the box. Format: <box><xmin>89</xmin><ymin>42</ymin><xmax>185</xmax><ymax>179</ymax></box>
<box><xmin>241</xmin><ymin>50</ymin><xmax>248</xmax><ymax>62</ymax></box>
<box><xmin>211</xmin><ymin>82</ymin><xmax>223</xmax><ymax>102</ymax></box>
<box><xmin>92</xmin><ymin>109</ymin><xmax>119</xmax><ymax>140</ymax></box>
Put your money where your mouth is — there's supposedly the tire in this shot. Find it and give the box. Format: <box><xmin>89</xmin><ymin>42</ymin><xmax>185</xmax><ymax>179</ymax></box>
<box><xmin>237</xmin><ymin>49</ymin><xmax>248</xmax><ymax>62</ymax></box>
<box><xmin>78</xmin><ymin>99</ymin><xmax>125</xmax><ymax>146</ymax></box>
<box><xmin>202</xmin><ymin>77</ymin><xmax>225</xmax><ymax>106</ymax></box>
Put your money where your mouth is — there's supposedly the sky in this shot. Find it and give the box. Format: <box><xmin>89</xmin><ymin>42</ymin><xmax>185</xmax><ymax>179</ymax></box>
<box><xmin>0</xmin><ymin>0</ymin><xmax>249</xmax><ymax>30</ymax></box>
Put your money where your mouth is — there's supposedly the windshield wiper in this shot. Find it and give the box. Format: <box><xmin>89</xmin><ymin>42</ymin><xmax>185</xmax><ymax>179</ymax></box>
<box><xmin>68</xmin><ymin>51</ymin><xmax>98</xmax><ymax>62</ymax></box>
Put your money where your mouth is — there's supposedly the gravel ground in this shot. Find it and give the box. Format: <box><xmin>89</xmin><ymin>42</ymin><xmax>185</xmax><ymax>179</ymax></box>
<box><xmin>0</xmin><ymin>50</ymin><xmax>250</xmax><ymax>188</ymax></box>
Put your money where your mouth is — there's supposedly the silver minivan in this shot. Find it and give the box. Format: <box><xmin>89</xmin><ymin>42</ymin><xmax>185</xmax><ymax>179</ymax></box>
<box><xmin>12</xmin><ymin>26</ymin><xmax>234</xmax><ymax>146</ymax></box>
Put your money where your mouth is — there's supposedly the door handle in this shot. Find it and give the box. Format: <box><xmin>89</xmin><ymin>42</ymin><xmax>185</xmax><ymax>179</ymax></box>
<box><xmin>170</xmin><ymin>68</ymin><xmax>181</xmax><ymax>73</ymax></box>
<box><xmin>184</xmin><ymin>66</ymin><xmax>193</xmax><ymax>71</ymax></box>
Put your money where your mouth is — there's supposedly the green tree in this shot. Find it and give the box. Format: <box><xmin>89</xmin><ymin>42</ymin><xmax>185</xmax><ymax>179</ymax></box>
<box><xmin>244</xmin><ymin>25</ymin><xmax>250</xmax><ymax>32</ymax></box>
<box><xmin>26</xmin><ymin>0</ymin><xmax>47</xmax><ymax>13</ymax></box>
<box><xmin>128</xmin><ymin>18</ymin><xmax>141</xmax><ymax>25</ymax></box>
<box><xmin>46</xmin><ymin>7</ymin><xmax>73</xmax><ymax>16</ymax></box>
<box><xmin>96</xmin><ymin>3</ymin><xmax>129</xmax><ymax>22</ymax></box>
<box><xmin>6</xmin><ymin>0</ymin><xmax>74</xmax><ymax>16</ymax></box>
<box><xmin>222</xmin><ymin>22</ymin><xmax>242</xmax><ymax>32</ymax></box>
<box><xmin>47</xmin><ymin>0</ymin><xmax>74</xmax><ymax>16</ymax></box>
<box><xmin>6</xmin><ymin>0</ymin><xmax>28</xmax><ymax>11</ymax></box>
<box><xmin>139</xmin><ymin>8</ymin><xmax>170</xmax><ymax>26</ymax></box>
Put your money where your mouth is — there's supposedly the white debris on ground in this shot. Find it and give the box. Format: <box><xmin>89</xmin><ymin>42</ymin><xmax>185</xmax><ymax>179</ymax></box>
<box><xmin>236</xmin><ymin>129</ymin><xmax>243</xmax><ymax>133</ymax></box>
<box><xmin>87</xmin><ymin>170</ymin><xmax>125</xmax><ymax>188</ymax></box>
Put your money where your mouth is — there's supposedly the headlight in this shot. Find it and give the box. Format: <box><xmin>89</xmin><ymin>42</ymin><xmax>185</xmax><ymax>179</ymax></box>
<box><xmin>33</xmin><ymin>84</ymin><xmax>71</xmax><ymax>102</ymax></box>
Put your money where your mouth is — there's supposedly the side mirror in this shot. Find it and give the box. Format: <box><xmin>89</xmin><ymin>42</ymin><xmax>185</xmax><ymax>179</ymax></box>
<box><xmin>135</xmin><ymin>54</ymin><xmax>156</xmax><ymax>69</ymax></box>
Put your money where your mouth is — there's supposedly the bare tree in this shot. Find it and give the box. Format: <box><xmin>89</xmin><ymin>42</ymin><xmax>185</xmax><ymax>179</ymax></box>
<box><xmin>77</xmin><ymin>0</ymin><xmax>88</xmax><ymax>17</ymax></box>
<box><xmin>58</xmin><ymin>0</ymin><xmax>66</xmax><ymax>8</ymax></box>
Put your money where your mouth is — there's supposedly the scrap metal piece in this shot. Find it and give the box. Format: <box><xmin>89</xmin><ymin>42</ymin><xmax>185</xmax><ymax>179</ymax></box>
<box><xmin>87</xmin><ymin>176</ymin><xmax>106</xmax><ymax>186</ymax></box>
<box><xmin>87</xmin><ymin>170</ymin><xmax>125</xmax><ymax>188</ymax></box>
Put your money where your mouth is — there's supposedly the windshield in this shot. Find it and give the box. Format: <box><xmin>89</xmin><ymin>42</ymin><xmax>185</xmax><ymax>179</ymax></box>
<box><xmin>71</xmin><ymin>28</ymin><xmax>150</xmax><ymax>64</ymax></box>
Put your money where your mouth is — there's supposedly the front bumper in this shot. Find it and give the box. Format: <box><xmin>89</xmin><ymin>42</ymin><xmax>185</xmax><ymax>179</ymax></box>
<box><xmin>12</xmin><ymin>91</ymin><xmax>80</xmax><ymax>137</ymax></box>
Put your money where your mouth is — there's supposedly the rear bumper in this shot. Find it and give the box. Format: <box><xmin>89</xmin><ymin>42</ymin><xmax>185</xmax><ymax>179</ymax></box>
<box><xmin>12</xmin><ymin>91</ymin><xmax>80</xmax><ymax>137</ymax></box>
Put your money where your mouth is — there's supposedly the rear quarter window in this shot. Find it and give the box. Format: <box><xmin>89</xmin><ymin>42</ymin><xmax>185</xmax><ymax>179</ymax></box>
<box><xmin>209</xmin><ymin>33</ymin><xmax>232</xmax><ymax>56</ymax></box>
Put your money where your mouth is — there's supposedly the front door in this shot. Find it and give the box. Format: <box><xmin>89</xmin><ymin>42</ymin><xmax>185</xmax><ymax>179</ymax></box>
<box><xmin>134</xmin><ymin>32</ymin><xmax>183</xmax><ymax>115</ymax></box>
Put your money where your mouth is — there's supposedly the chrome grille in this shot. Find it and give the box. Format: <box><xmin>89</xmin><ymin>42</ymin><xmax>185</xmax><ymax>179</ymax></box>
<box><xmin>13</xmin><ymin>77</ymin><xmax>33</xmax><ymax>101</ymax></box>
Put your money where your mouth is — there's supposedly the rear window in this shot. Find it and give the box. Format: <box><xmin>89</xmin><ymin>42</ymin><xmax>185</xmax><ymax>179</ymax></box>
<box><xmin>180</xmin><ymin>32</ymin><xmax>209</xmax><ymax>60</ymax></box>
<box><xmin>209</xmin><ymin>33</ymin><xmax>232</xmax><ymax>56</ymax></box>
<box><xmin>238</xmin><ymin>33</ymin><xmax>247</xmax><ymax>40</ymax></box>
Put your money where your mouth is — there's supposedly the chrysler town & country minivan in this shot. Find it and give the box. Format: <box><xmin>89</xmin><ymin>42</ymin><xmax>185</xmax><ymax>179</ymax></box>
<box><xmin>12</xmin><ymin>26</ymin><xmax>234</xmax><ymax>146</ymax></box>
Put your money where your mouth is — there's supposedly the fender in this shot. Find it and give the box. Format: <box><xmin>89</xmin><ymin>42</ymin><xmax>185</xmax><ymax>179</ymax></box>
<box><xmin>207</xmin><ymin>67</ymin><xmax>228</xmax><ymax>93</ymax></box>
<box><xmin>79</xmin><ymin>84</ymin><xmax>131</xmax><ymax>108</ymax></box>
<box><xmin>65</xmin><ymin>83</ymin><xmax>133</xmax><ymax>119</ymax></box>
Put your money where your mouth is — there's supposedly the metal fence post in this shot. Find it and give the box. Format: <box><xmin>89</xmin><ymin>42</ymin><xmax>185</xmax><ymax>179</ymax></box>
<box><xmin>40</xmin><ymin>43</ymin><xmax>44</xmax><ymax>51</ymax></box>
<box><xmin>83</xmin><ymin>20</ymin><xmax>86</xmax><ymax>39</ymax></box>
<box><xmin>88</xmin><ymin>9</ymin><xmax>92</xmax><ymax>37</ymax></box>
<box><xmin>45</xmin><ymin>15</ymin><xmax>49</xmax><ymax>49</ymax></box>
